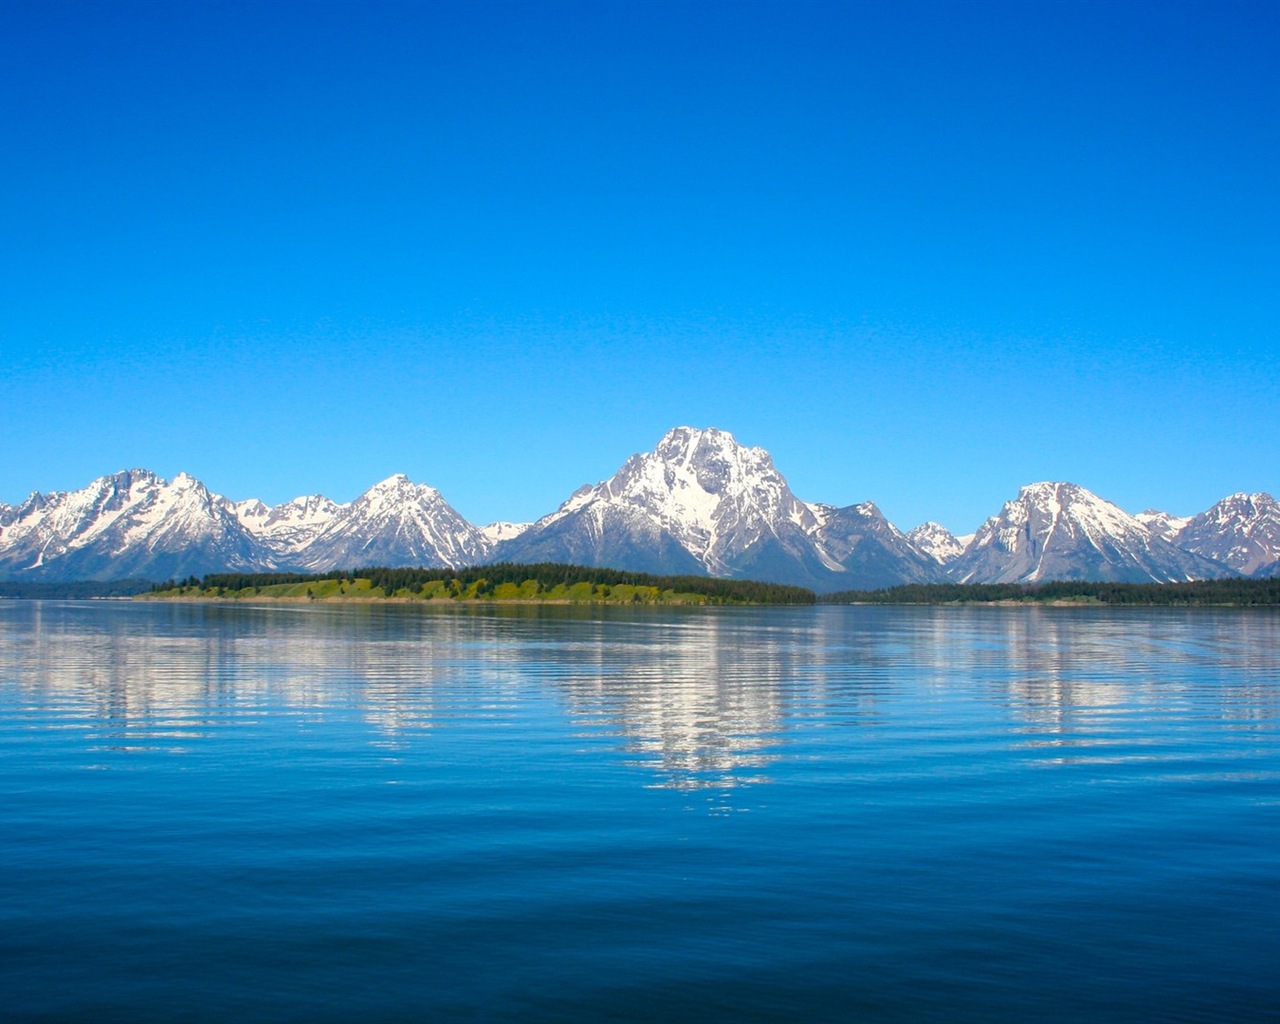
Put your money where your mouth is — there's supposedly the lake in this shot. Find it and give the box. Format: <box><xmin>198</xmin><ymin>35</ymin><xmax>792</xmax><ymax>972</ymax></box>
<box><xmin>2</xmin><ymin>601</ymin><xmax>1278</xmax><ymax>1021</ymax></box>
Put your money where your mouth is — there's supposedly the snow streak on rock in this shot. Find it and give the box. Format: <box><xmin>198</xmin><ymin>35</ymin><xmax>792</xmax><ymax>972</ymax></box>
<box><xmin>948</xmin><ymin>482</ymin><xmax>1229</xmax><ymax>584</ymax></box>
<box><xmin>1135</xmin><ymin>509</ymin><xmax>1192</xmax><ymax>544</ymax></box>
<box><xmin>496</xmin><ymin>427</ymin><xmax>940</xmax><ymax>590</ymax></box>
<box><xmin>906</xmin><ymin>521</ymin><xmax>966</xmax><ymax>564</ymax></box>
<box><xmin>0</xmin><ymin>470</ymin><xmax>262</xmax><ymax>580</ymax></box>
<box><xmin>1176</xmin><ymin>492</ymin><xmax>1280</xmax><ymax>577</ymax></box>
<box><xmin>296</xmin><ymin>475</ymin><xmax>488</xmax><ymax>571</ymax></box>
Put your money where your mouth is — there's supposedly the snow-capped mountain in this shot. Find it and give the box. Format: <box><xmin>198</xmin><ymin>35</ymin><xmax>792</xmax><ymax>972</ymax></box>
<box><xmin>948</xmin><ymin>482</ymin><xmax>1230</xmax><ymax>584</ymax></box>
<box><xmin>0</xmin><ymin>469</ymin><xmax>264</xmax><ymax>581</ymax></box>
<box><xmin>232</xmin><ymin>494</ymin><xmax>343</xmax><ymax>555</ymax></box>
<box><xmin>496</xmin><ymin>427</ymin><xmax>826</xmax><ymax>580</ymax></box>
<box><xmin>479</xmin><ymin>521</ymin><xmax>532</xmax><ymax>546</ymax></box>
<box><xmin>289</xmin><ymin>475</ymin><xmax>488</xmax><ymax>571</ymax></box>
<box><xmin>1175</xmin><ymin>492</ymin><xmax>1280</xmax><ymax>577</ymax></box>
<box><xmin>1</xmin><ymin>432</ymin><xmax>1273</xmax><ymax>587</ymax></box>
<box><xmin>494</xmin><ymin>427</ymin><xmax>939</xmax><ymax>590</ymax></box>
<box><xmin>1135</xmin><ymin>509</ymin><xmax>1192</xmax><ymax>544</ymax></box>
<box><xmin>906</xmin><ymin>521</ymin><xmax>966</xmax><ymax>564</ymax></box>
<box><xmin>0</xmin><ymin>471</ymin><xmax>488</xmax><ymax>581</ymax></box>
<box><xmin>811</xmin><ymin>502</ymin><xmax>941</xmax><ymax>587</ymax></box>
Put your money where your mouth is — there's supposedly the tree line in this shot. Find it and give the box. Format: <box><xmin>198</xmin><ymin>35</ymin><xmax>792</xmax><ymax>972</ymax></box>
<box><xmin>1</xmin><ymin>579</ymin><xmax>155</xmax><ymax>599</ymax></box>
<box><xmin>152</xmin><ymin>563</ymin><xmax>818</xmax><ymax>605</ymax></box>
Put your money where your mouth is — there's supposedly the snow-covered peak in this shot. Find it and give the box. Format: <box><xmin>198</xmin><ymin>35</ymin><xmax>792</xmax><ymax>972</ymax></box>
<box><xmin>906</xmin><ymin>521</ymin><xmax>965</xmax><ymax>564</ymax></box>
<box><xmin>368</xmin><ymin>472</ymin><xmax>436</xmax><ymax>495</ymax></box>
<box><xmin>1135</xmin><ymin>509</ymin><xmax>1191</xmax><ymax>544</ymax></box>
<box><xmin>273</xmin><ymin>493</ymin><xmax>343</xmax><ymax>521</ymax></box>
<box><xmin>1003</xmin><ymin>482</ymin><xmax>1138</xmax><ymax>539</ymax></box>
<box><xmin>950</xmin><ymin>480</ymin><xmax>1223</xmax><ymax>584</ymax></box>
<box><xmin>231</xmin><ymin>493</ymin><xmax>344</xmax><ymax>549</ymax></box>
<box><xmin>344</xmin><ymin>475</ymin><xmax>445</xmax><ymax>521</ymax></box>
<box><xmin>480</xmin><ymin>521</ymin><xmax>532</xmax><ymax>545</ymax></box>
<box><xmin>231</xmin><ymin>498</ymin><xmax>270</xmax><ymax>524</ymax></box>
<box><xmin>0</xmin><ymin>468</ymin><xmax>263</xmax><ymax>578</ymax></box>
<box><xmin>652</xmin><ymin>425</ymin><xmax>768</xmax><ymax>464</ymax></box>
<box><xmin>0</xmin><ymin>467</ymin><xmax>486</xmax><ymax>579</ymax></box>
<box><xmin>535</xmin><ymin>426</ymin><xmax>819</xmax><ymax>573</ymax></box>
<box><xmin>1178</xmin><ymin>492</ymin><xmax>1280</xmax><ymax>575</ymax></box>
<box><xmin>296</xmin><ymin>473</ymin><xmax>485</xmax><ymax>570</ymax></box>
<box><xmin>1194</xmin><ymin>492</ymin><xmax>1276</xmax><ymax>527</ymax></box>
<box><xmin>499</xmin><ymin>426</ymin><xmax>838</xmax><ymax>580</ymax></box>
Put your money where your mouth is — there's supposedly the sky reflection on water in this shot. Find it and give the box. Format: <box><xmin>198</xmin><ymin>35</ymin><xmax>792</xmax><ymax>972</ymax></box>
<box><xmin>4</xmin><ymin>601</ymin><xmax>1278</xmax><ymax>793</ymax></box>
<box><xmin>2</xmin><ymin>601</ymin><xmax>1278</xmax><ymax>1022</ymax></box>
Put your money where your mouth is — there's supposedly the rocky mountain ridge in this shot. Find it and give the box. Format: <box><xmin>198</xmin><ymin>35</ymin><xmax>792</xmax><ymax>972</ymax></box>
<box><xmin>2</xmin><ymin>428</ymin><xmax>1276</xmax><ymax>589</ymax></box>
<box><xmin>948</xmin><ymin>482</ymin><xmax>1227</xmax><ymax>584</ymax></box>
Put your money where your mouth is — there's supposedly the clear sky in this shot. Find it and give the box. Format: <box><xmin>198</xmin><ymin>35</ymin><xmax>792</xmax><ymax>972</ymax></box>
<box><xmin>2</xmin><ymin>0</ymin><xmax>1277</xmax><ymax>533</ymax></box>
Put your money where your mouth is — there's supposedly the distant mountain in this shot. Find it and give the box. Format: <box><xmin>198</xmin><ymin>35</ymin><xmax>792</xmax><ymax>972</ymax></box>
<box><xmin>0</xmin><ymin>431</ymin><xmax>1272</xmax><ymax>587</ymax></box>
<box><xmin>1134</xmin><ymin>509</ymin><xmax>1191</xmax><ymax>544</ymax></box>
<box><xmin>492</xmin><ymin>427</ymin><xmax>944</xmax><ymax>590</ymax></box>
<box><xmin>0</xmin><ymin>471</ymin><xmax>488</xmax><ymax>581</ymax></box>
<box><xmin>292</xmin><ymin>474</ymin><xmax>488</xmax><ymax>571</ymax></box>
<box><xmin>1174</xmin><ymin>492</ymin><xmax>1280</xmax><ymax>577</ymax></box>
<box><xmin>906</xmin><ymin>521</ymin><xmax>966</xmax><ymax>564</ymax></box>
<box><xmin>232</xmin><ymin>494</ymin><xmax>343</xmax><ymax>556</ymax></box>
<box><xmin>479</xmin><ymin>521</ymin><xmax>531</xmax><ymax>546</ymax></box>
<box><xmin>811</xmin><ymin>502</ymin><xmax>941</xmax><ymax>588</ymax></box>
<box><xmin>948</xmin><ymin>482</ymin><xmax>1231</xmax><ymax>584</ymax></box>
<box><xmin>0</xmin><ymin>469</ymin><xmax>263</xmax><ymax>581</ymax></box>
<box><xmin>495</xmin><ymin>427</ymin><xmax>834</xmax><ymax>583</ymax></box>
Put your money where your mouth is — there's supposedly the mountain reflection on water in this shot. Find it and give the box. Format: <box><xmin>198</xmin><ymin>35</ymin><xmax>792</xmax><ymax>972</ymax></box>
<box><xmin>4</xmin><ymin>600</ymin><xmax>1280</xmax><ymax>1023</ymax></box>
<box><xmin>5</xmin><ymin>601</ymin><xmax>1279</xmax><ymax>792</ymax></box>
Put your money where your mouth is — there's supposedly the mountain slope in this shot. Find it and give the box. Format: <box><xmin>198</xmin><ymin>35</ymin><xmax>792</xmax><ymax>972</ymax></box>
<box><xmin>813</xmin><ymin>503</ymin><xmax>942</xmax><ymax>588</ymax></box>
<box><xmin>1</xmin><ymin>437</ymin><xmax>1272</xmax><ymax>586</ymax></box>
<box><xmin>1134</xmin><ymin>509</ymin><xmax>1191</xmax><ymax>544</ymax></box>
<box><xmin>495</xmin><ymin>427</ymin><xmax>938</xmax><ymax>590</ymax></box>
<box><xmin>0</xmin><ymin>471</ymin><xmax>489</xmax><ymax>581</ymax></box>
<box><xmin>496</xmin><ymin>427</ymin><xmax>823</xmax><ymax>580</ymax></box>
<box><xmin>233</xmin><ymin>494</ymin><xmax>343</xmax><ymax>555</ymax></box>
<box><xmin>1175</xmin><ymin>492</ymin><xmax>1280</xmax><ymax>576</ymax></box>
<box><xmin>949</xmin><ymin>482</ymin><xmax>1231</xmax><ymax>584</ymax></box>
<box><xmin>0</xmin><ymin>470</ymin><xmax>264</xmax><ymax>581</ymax></box>
<box><xmin>293</xmin><ymin>474</ymin><xmax>488</xmax><ymax>570</ymax></box>
<box><xmin>906</xmin><ymin>521</ymin><xmax>966</xmax><ymax>565</ymax></box>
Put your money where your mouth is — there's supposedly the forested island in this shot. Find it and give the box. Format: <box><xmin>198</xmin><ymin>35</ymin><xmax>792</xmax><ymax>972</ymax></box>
<box><xmin>142</xmin><ymin>563</ymin><xmax>817</xmax><ymax>606</ymax></box>
<box><xmin>820</xmin><ymin>578</ymin><xmax>1280</xmax><ymax>606</ymax></box>
<box><xmin>9</xmin><ymin>571</ymin><xmax>1276</xmax><ymax>607</ymax></box>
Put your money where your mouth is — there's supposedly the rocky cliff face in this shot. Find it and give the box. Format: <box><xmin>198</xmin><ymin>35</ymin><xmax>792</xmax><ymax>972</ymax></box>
<box><xmin>905</xmin><ymin>521</ymin><xmax>966</xmax><ymax>565</ymax></box>
<box><xmin>496</xmin><ymin>427</ymin><xmax>829</xmax><ymax>580</ymax></box>
<box><xmin>1173</xmin><ymin>492</ymin><xmax>1280</xmax><ymax>577</ymax></box>
<box><xmin>0</xmin><ymin>470</ymin><xmax>263</xmax><ymax>581</ymax></box>
<box><xmin>948</xmin><ymin>482</ymin><xmax>1230</xmax><ymax>584</ymax></box>
<box><xmin>0</xmin><ymin>471</ymin><xmax>486</xmax><ymax>580</ymax></box>
<box><xmin>495</xmin><ymin>427</ymin><xmax>940</xmax><ymax>590</ymax></box>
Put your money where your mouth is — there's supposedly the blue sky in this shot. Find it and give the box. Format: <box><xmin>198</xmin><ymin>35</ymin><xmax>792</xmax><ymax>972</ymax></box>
<box><xmin>3</xmin><ymin>0</ymin><xmax>1277</xmax><ymax>533</ymax></box>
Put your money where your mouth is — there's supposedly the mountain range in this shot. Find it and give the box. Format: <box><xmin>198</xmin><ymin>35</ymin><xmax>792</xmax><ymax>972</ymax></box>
<box><xmin>2</xmin><ymin>427</ymin><xmax>1277</xmax><ymax>590</ymax></box>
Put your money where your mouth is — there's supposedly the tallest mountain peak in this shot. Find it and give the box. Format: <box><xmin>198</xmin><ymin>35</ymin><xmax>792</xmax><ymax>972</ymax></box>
<box><xmin>496</xmin><ymin>426</ymin><xmax>835</xmax><ymax>583</ymax></box>
<box><xmin>659</xmin><ymin>424</ymin><xmax>739</xmax><ymax>445</ymax></box>
<box><xmin>654</xmin><ymin>425</ymin><xmax>755</xmax><ymax>461</ymax></box>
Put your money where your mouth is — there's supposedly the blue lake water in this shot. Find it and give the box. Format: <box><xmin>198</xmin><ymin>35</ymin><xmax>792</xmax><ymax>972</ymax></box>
<box><xmin>2</xmin><ymin>600</ymin><xmax>1278</xmax><ymax>1022</ymax></box>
